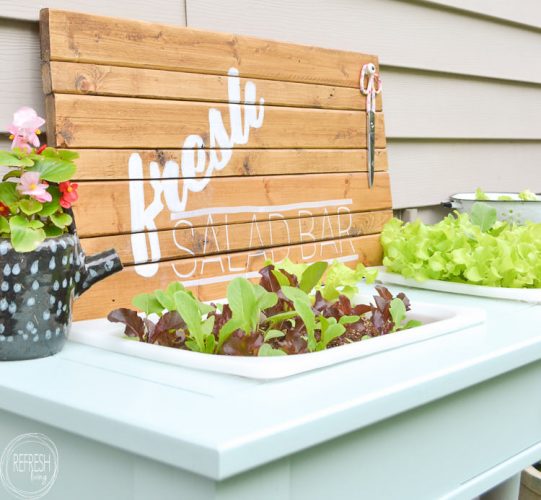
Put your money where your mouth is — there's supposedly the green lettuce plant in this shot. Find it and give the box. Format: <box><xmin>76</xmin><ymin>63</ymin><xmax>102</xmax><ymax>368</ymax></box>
<box><xmin>108</xmin><ymin>260</ymin><xmax>421</xmax><ymax>357</ymax></box>
<box><xmin>382</xmin><ymin>203</ymin><xmax>541</xmax><ymax>288</ymax></box>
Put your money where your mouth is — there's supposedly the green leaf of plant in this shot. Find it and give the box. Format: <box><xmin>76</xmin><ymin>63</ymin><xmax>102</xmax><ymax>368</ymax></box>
<box><xmin>28</xmin><ymin>156</ymin><xmax>77</xmax><ymax>183</ymax></box>
<box><xmin>39</xmin><ymin>185</ymin><xmax>60</xmax><ymax>217</ymax></box>
<box><xmin>0</xmin><ymin>182</ymin><xmax>18</xmax><ymax>208</ymax></box>
<box><xmin>217</xmin><ymin>317</ymin><xmax>242</xmax><ymax>352</ymax></box>
<box><xmin>475</xmin><ymin>187</ymin><xmax>489</xmax><ymax>201</ymax></box>
<box><xmin>19</xmin><ymin>198</ymin><xmax>42</xmax><ymax>215</ymax></box>
<box><xmin>2</xmin><ymin>169</ymin><xmax>22</xmax><ymax>182</ymax></box>
<box><xmin>50</xmin><ymin>211</ymin><xmax>73</xmax><ymax>229</ymax></box>
<box><xmin>339</xmin><ymin>315</ymin><xmax>360</xmax><ymax>325</ymax></box>
<box><xmin>204</xmin><ymin>332</ymin><xmax>216</xmax><ymax>354</ymax></box>
<box><xmin>9</xmin><ymin>215</ymin><xmax>45</xmax><ymax>252</ymax></box>
<box><xmin>282</xmin><ymin>286</ymin><xmax>311</xmax><ymax>306</ymax></box>
<box><xmin>319</xmin><ymin>323</ymin><xmax>346</xmax><ymax>351</ymax></box>
<box><xmin>299</xmin><ymin>261</ymin><xmax>328</xmax><ymax>293</ymax></box>
<box><xmin>258</xmin><ymin>344</ymin><xmax>287</xmax><ymax>356</ymax></box>
<box><xmin>389</xmin><ymin>298</ymin><xmax>406</xmax><ymax>331</ymax></box>
<box><xmin>198</xmin><ymin>301</ymin><xmax>215</xmax><ymax>316</ymax></box>
<box><xmin>253</xmin><ymin>284</ymin><xmax>278</xmax><ymax>310</ymax></box>
<box><xmin>292</xmin><ymin>299</ymin><xmax>316</xmax><ymax>351</ymax></box>
<box><xmin>264</xmin><ymin>310</ymin><xmax>298</xmax><ymax>326</ymax></box>
<box><xmin>0</xmin><ymin>151</ymin><xmax>31</xmax><ymax>167</ymax></box>
<box><xmin>470</xmin><ymin>202</ymin><xmax>497</xmax><ymax>232</ymax></box>
<box><xmin>276</xmin><ymin>258</ymin><xmax>309</xmax><ymax>281</ymax></box>
<box><xmin>227</xmin><ymin>277</ymin><xmax>258</xmax><ymax>333</ymax></box>
<box><xmin>0</xmin><ymin>216</ymin><xmax>10</xmax><ymax>234</ymax></box>
<box><xmin>404</xmin><ymin>319</ymin><xmax>422</xmax><ymax>330</ymax></box>
<box><xmin>43</xmin><ymin>224</ymin><xmax>63</xmax><ymax>238</ymax></box>
<box><xmin>519</xmin><ymin>189</ymin><xmax>537</xmax><ymax>201</ymax></box>
<box><xmin>132</xmin><ymin>293</ymin><xmax>164</xmax><ymax>315</ymax></box>
<box><xmin>185</xmin><ymin>339</ymin><xmax>202</xmax><ymax>353</ymax></box>
<box><xmin>271</xmin><ymin>269</ymin><xmax>290</xmax><ymax>287</ymax></box>
<box><xmin>154</xmin><ymin>289</ymin><xmax>175</xmax><ymax>311</ymax></box>
<box><xmin>174</xmin><ymin>291</ymin><xmax>205</xmax><ymax>350</ymax></box>
<box><xmin>27</xmin><ymin>219</ymin><xmax>44</xmax><ymax>229</ymax></box>
<box><xmin>57</xmin><ymin>150</ymin><xmax>80</xmax><ymax>161</ymax></box>
<box><xmin>264</xmin><ymin>329</ymin><xmax>285</xmax><ymax>342</ymax></box>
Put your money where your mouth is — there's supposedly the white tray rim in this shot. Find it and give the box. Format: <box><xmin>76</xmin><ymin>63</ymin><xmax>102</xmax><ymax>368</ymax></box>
<box><xmin>69</xmin><ymin>294</ymin><xmax>485</xmax><ymax>380</ymax></box>
<box><xmin>376</xmin><ymin>267</ymin><xmax>541</xmax><ymax>303</ymax></box>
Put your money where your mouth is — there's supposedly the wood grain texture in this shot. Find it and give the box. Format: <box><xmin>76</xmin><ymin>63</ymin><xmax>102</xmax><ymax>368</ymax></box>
<box><xmin>1</xmin><ymin>0</ymin><xmax>186</xmax><ymax>24</ymax></box>
<box><xmin>72</xmin><ymin>148</ymin><xmax>388</xmax><ymax>180</ymax></box>
<box><xmin>41</xmin><ymin>9</ymin><xmax>378</xmax><ymax>88</ymax></box>
<box><xmin>44</xmin><ymin>61</ymin><xmax>382</xmax><ymax>111</ymax></box>
<box><xmin>47</xmin><ymin>94</ymin><xmax>386</xmax><ymax>149</ymax></box>
<box><xmin>74</xmin><ymin>234</ymin><xmax>383</xmax><ymax>320</ymax></box>
<box><xmin>74</xmin><ymin>172</ymin><xmax>392</xmax><ymax>237</ymax></box>
<box><xmin>39</xmin><ymin>9</ymin><xmax>393</xmax><ymax>321</ymax></box>
<box><xmin>186</xmin><ymin>0</ymin><xmax>541</xmax><ymax>85</ymax></box>
<box><xmin>81</xmin><ymin>210</ymin><xmax>393</xmax><ymax>264</ymax></box>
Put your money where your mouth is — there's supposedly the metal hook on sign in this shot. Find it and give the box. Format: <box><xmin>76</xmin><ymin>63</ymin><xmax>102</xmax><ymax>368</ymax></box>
<box><xmin>360</xmin><ymin>63</ymin><xmax>382</xmax><ymax>189</ymax></box>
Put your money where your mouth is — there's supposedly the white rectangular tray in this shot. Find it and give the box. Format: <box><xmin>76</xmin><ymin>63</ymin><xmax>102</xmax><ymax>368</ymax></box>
<box><xmin>376</xmin><ymin>267</ymin><xmax>541</xmax><ymax>304</ymax></box>
<box><xmin>69</xmin><ymin>294</ymin><xmax>485</xmax><ymax>380</ymax></box>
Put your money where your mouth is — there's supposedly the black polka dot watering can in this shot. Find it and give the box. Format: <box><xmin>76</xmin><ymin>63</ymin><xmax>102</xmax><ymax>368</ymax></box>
<box><xmin>0</xmin><ymin>232</ymin><xmax>122</xmax><ymax>360</ymax></box>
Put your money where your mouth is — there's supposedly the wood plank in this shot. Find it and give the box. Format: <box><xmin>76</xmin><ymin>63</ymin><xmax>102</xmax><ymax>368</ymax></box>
<box><xmin>44</xmin><ymin>61</ymin><xmax>382</xmax><ymax>111</ymax></box>
<box><xmin>47</xmin><ymin>94</ymin><xmax>386</xmax><ymax>149</ymax></box>
<box><xmin>72</xmin><ymin>148</ymin><xmax>388</xmax><ymax>180</ymax></box>
<box><xmin>74</xmin><ymin>172</ymin><xmax>392</xmax><ymax>237</ymax></box>
<box><xmin>81</xmin><ymin>210</ymin><xmax>392</xmax><ymax>265</ymax></box>
<box><xmin>1</xmin><ymin>0</ymin><xmax>186</xmax><ymax>24</ymax></box>
<box><xmin>40</xmin><ymin>9</ymin><xmax>378</xmax><ymax>88</ymax></box>
<box><xmin>74</xmin><ymin>234</ymin><xmax>382</xmax><ymax>320</ymax></box>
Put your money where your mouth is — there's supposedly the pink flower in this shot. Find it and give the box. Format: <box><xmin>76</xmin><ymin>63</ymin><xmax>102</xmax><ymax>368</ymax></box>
<box><xmin>8</xmin><ymin>107</ymin><xmax>45</xmax><ymax>152</ymax></box>
<box><xmin>17</xmin><ymin>172</ymin><xmax>52</xmax><ymax>203</ymax></box>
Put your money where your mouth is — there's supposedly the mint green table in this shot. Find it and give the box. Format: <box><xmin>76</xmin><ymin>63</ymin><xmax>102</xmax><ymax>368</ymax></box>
<box><xmin>0</xmin><ymin>287</ymin><xmax>540</xmax><ymax>500</ymax></box>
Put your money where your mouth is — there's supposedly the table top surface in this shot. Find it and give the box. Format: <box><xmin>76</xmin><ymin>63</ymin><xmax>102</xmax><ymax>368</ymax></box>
<box><xmin>0</xmin><ymin>285</ymin><xmax>540</xmax><ymax>480</ymax></box>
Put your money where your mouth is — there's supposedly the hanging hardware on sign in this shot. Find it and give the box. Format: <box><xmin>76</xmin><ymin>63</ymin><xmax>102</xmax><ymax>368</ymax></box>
<box><xmin>360</xmin><ymin>63</ymin><xmax>382</xmax><ymax>189</ymax></box>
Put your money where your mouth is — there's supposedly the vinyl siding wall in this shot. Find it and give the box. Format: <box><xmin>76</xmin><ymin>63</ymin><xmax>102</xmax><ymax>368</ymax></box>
<box><xmin>1</xmin><ymin>0</ymin><xmax>540</xmax><ymax>217</ymax></box>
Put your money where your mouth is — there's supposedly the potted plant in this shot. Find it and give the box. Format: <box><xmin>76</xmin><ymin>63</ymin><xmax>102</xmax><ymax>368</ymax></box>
<box><xmin>107</xmin><ymin>259</ymin><xmax>422</xmax><ymax>357</ymax></box>
<box><xmin>380</xmin><ymin>202</ymin><xmax>541</xmax><ymax>289</ymax></box>
<box><xmin>0</xmin><ymin>107</ymin><xmax>122</xmax><ymax>361</ymax></box>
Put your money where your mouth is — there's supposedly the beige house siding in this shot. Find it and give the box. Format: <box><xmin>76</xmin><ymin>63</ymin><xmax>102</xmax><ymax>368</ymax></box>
<box><xmin>186</xmin><ymin>0</ymin><xmax>541</xmax><ymax>211</ymax></box>
<box><xmin>0</xmin><ymin>0</ymin><xmax>540</xmax><ymax>213</ymax></box>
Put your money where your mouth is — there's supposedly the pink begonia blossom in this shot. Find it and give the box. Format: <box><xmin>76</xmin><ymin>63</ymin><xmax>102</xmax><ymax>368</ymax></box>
<box><xmin>8</xmin><ymin>107</ymin><xmax>45</xmax><ymax>152</ymax></box>
<box><xmin>17</xmin><ymin>172</ymin><xmax>52</xmax><ymax>203</ymax></box>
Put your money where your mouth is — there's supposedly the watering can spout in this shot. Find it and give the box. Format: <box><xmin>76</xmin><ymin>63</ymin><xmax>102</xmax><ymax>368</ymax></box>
<box><xmin>75</xmin><ymin>248</ymin><xmax>123</xmax><ymax>297</ymax></box>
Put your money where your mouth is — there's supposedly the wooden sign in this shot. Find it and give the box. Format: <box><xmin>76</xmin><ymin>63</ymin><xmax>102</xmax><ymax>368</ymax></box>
<box><xmin>39</xmin><ymin>9</ymin><xmax>392</xmax><ymax>320</ymax></box>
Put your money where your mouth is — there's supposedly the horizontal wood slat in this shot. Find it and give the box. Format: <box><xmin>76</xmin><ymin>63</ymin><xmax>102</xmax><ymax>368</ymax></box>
<box><xmin>74</xmin><ymin>234</ymin><xmax>383</xmax><ymax>320</ymax></box>
<box><xmin>81</xmin><ymin>210</ymin><xmax>393</xmax><ymax>265</ymax></box>
<box><xmin>72</xmin><ymin>148</ymin><xmax>388</xmax><ymax>180</ymax></box>
<box><xmin>41</xmin><ymin>9</ymin><xmax>378</xmax><ymax>88</ymax></box>
<box><xmin>44</xmin><ymin>61</ymin><xmax>382</xmax><ymax>111</ymax></box>
<box><xmin>47</xmin><ymin>94</ymin><xmax>386</xmax><ymax>149</ymax></box>
<box><xmin>74</xmin><ymin>172</ymin><xmax>391</xmax><ymax>237</ymax></box>
<box><xmin>40</xmin><ymin>10</ymin><xmax>392</xmax><ymax>321</ymax></box>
